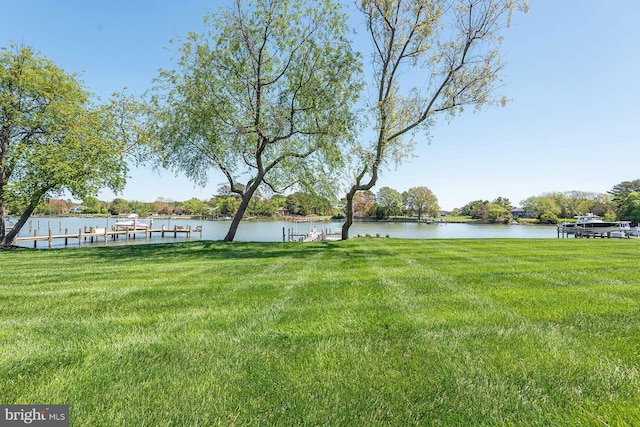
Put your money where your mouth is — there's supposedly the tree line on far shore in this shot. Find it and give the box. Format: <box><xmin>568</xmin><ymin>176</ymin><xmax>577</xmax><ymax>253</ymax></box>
<box><xmin>14</xmin><ymin>178</ymin><xmax>640</xmax><ymax>225</ymax></box>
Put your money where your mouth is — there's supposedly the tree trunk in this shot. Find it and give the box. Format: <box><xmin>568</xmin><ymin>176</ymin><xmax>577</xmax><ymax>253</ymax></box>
<box><xmin>223</xmin><ymin>181</ymin><xmax>261</xmax><ymax>242</ymax></box>
<box><xmin>1</xmin><ymin>202</ymin><xmax>38</xmax><ymax>248</ymax></box>
<box><xmin>341</xmin><ymin>188</ymin><xmax>356</xmax><ymax>240</ymax></box>
<box><xmin>0</xmin><ymin>196</ymin><xmax>6</xmax><ymax>246</ymax></box>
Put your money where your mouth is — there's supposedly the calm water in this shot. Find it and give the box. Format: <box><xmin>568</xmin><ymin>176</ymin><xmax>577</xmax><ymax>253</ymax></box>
<box><xmin>11</xmin><ymin>217</ymin><xmax>557</xmax><ymax>248</ymax></box>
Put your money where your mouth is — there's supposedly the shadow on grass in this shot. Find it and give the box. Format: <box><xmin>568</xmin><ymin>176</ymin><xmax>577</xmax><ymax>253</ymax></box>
<box><xmin>59</xmin><ymin>240</ymin><xmax>352</xmax><ymax>264</ymax></box>
<box><xmin>7</xmin><ymin>238</ymin><xmax>417</xmax><ymax>266</ymax></box>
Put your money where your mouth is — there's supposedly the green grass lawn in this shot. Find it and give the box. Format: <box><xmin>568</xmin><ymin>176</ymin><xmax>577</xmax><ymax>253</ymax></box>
<box><xmin>1</xmin><ymin>239</ymin><xmax>639</xmax><ymax>426</ymax></box>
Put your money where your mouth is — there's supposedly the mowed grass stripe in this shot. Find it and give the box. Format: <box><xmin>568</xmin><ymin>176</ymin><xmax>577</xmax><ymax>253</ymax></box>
<box><xmin>1</xmin><ymin>239</ymin><xmax>639</xmax><ymax>425</ymax></box>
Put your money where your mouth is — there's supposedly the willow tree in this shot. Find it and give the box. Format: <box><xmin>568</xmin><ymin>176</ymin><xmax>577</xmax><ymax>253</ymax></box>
<box><xmin>150</xmin><ymin>0</ymin><xmax>361</xmax><ymax>242</ymax></box>
<box><xmin>342</xmin><ymin>0</ymin><xmax>528</xmax><ymax>239</ymax></box>
<box><xmin>0</xmin><ymin>45</ymin><xmax>136</xmax><ymax>248</ymax></box>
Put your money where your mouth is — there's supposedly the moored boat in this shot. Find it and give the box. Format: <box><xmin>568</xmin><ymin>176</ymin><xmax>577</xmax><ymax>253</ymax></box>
<box><xmin>113</xmin><ymin>214</ymin><xmax>150</xmax><ymax>230</ymax></box>
<box><xmin>559</xmin><ymin>213</ymin><xmax>634</xmax><ymax>237</ymax></box>
<box><xmin>561</xmin><ymin>213</ymin><xmax>618</xmax><ymax>229</ymax></box>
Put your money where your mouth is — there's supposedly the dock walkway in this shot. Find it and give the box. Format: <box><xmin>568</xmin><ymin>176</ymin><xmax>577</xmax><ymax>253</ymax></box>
<box><xmin>14</xmin><ymin>224</ymin><xmax>203</xmax><ymax>248</ymax></box>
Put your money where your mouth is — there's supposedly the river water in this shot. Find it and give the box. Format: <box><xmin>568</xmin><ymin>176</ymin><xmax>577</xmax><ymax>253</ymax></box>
<box><xmin>10</xmin><ymin>217</ymin><xmax>557</xmax><ymax>248</ymax></box>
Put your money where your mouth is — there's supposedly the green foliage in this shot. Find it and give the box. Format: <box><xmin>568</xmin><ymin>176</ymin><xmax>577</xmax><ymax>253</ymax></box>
<box><xmin>487</xmin><ymin>203</ymin><xmax>511</xmax><ymax>224</ymax></box>
<box><xmin>460</xmin><ymin>200</ymin><xmax>489</xmax><ymax>219</ymax></box>
<box><xmin>180</xmin><ymin>198</ymin><xmax>204</xmax><ymax>216</ymax></box>
<box><xmin>33</xmin><ymin>198</ymin><xmax>68</xmax><ymax>215</ymax></box>
<box><xmin>618</xmin><ymin>191</ymin><xmax>640</xmax><ymax>222</ymax></box>
<box><xmin>149</xmin><ymin>0</ymin><xmax>361</xmax><ymax>241</ymax></box>
<box><xmin>81</xmin><ymin>197</ymin><xmax>101</xmax><ymax>214</ymax></box>
<box><xmin>352</xmin><ymin>190</ymin><xmax>376</xmax><ymax>218</ymax></box>
<box><xmin>0</xmin><ymin>44</ymin><xmax>133</xmax><ymax>246</ymax></box>
<box><xmin>609</xmin><ymin>180</ymin><xmax>640</xmax><ymax>220</ymax></box>
<box><xmin>404</xmin><ymin>186</ymin><xmax>439</xmax><ymax>221</ymax></box>
<box><xmin>609</xmin><ymin>179</ymin><xmax>640</xmax><ymax>211</ymax></box>
<box><xmin>375</xmin><ymin>186</ymin><xmax>403</xmax><ymax>219</ymax></box>
<box><xmin>285</xmin><ymin>192</ymin><xmax>334</xmax><ymax>217</ymax></box>
<box><xmin>538</xmin><ymin>212</ymin><xmax>559</xmax><ymax>224</ymax></box>
<box><xmin>520</xmin><ymin>192</ymin><xmax>617</xmax><ymax>223</ymax></box>
<box><xmin>521</xmin><ymin>195</ymin><xmax>560</xmax><ymax>220</ymax></box>
<box><xmin>109</xmin><ymin>198</ymin><xmax>131</xmax><ymax>215</ymax></box>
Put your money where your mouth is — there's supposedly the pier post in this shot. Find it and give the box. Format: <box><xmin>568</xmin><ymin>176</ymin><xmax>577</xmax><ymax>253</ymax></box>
<box><xmin>33</xmin><ymin>230</ymin><xmax>37</xmax><ymax>248</ymax></box>
<box><xmin>48</xmin><ymin>229</ymin><xmax>53</xmax><ymax>248</ymax></box>
<box><xmin>78</xmin><ymin>228</ymin><xmax>83</xmax><ymax>244</ymax></box>
<box><xmin>65</xmin><ymin>228</ymin><xmax>69</xmax><ymax>246</ymax></box>
<box><xmin>283</xmin><ymin>227</ymin><xmax>285</xmax><ymax>242</ymax></box>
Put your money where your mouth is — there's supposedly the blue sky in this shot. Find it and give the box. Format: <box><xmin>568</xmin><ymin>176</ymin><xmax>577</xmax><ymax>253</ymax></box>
<box><xmin>2</xmin><ymin>1</ymin><xmax>639</xmax><ymax>210</ymax></box>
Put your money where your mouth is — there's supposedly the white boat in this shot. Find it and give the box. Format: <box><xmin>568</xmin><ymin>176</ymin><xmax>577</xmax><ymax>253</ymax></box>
<box><xmin>562</xmin><ymin>213</ymin><xmax>618</xmax><ymax>229</ymax></box>
<box><xmin>560</xmin><ymin>214</ymin><xmax>633</xmax><ymax>237</ymax></box>
<box><xmin>113</xmin><ymin>214</ymin><xmax>150</xmax><ymax>230</ymax></box>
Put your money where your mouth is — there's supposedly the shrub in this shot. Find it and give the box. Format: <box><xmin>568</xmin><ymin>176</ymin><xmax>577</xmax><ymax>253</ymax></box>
<box><xmin>538</xmin><ymin>212</ymin><xmax>559</xmax><ymax>224</ymax></box>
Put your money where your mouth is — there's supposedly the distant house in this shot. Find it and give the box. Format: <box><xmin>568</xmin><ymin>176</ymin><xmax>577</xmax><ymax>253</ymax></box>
<box><xmin>69</xmin><ymin>205</ymin><xmax>85</xmax><ymax>214</ymax></box>
<box><xmin>511</xmin><ymin>207</ymin><xmax>528</xmax><ymax>218</ymax></box>
<box><xmin>275</xmin><ymin>207</ymin><xmax>289</xmax><ymax>216</ymax></box>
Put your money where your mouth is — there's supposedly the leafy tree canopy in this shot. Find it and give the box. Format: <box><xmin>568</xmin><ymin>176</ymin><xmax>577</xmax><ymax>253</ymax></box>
<box><xmin>375</xmin><ymin>187</ymin><xmax>403</xmax><ymax>219</ymax></box>
<box><xmin>148</xmin><ymin>0</ymin><xmax>361</xmax><ymax>241</ymax></box>
<box><xmin>404</xmin><ymin>186</ymin><xmax>439</xmax><ymax>221</ymax></box>
<box><xmin>0</xmin><ymin>44</ymin><xmax>134</xmax><ymax>247</ymax></box>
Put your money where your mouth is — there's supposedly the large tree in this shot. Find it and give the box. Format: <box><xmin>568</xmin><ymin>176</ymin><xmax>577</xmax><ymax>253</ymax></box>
<box><xmin>618</xmin><ymin>192</ymin><xmax>640</xmax><ymax>223</ymax></box>
<box><xmin>341</xmin><ymin>0</ymin><xmax>528</xmax><ymax>239</ymax></box>
<box><xmin>405</xmin><ymin>186</ymin><xmax>439</xmax><ymax>221</ymax></box>
<box><xmin>150</xmin><ymin>0</ymin><xmax>361</xmax><ymax>242</ymax></box>
<box><xmin>375</xmin><ymin>186</ymin><xmax>403</xmax><ymax>219</ymax></box>
<box><xmin>0</xmin><ymin>45</ymin><xmax>132</xmax><ymax>248</ymax></box>
<box><xmin>609</xmin><ymin>179</ymin><xmax>640</xmax><ymax>216</ymax></box>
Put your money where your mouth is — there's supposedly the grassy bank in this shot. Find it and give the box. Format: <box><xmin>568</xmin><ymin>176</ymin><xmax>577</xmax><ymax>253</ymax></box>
<box><xmin>1</xmin><ymin>239</ymin><xmax>639</xmax><ymax>425</ymax></box>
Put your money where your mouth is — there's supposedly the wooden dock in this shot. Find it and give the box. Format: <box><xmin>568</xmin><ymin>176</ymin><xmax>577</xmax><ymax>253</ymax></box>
<box><xmin>14</xmin><ymin>224</ymin><xmax>203</xmax><ymax>248</ymax></box>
